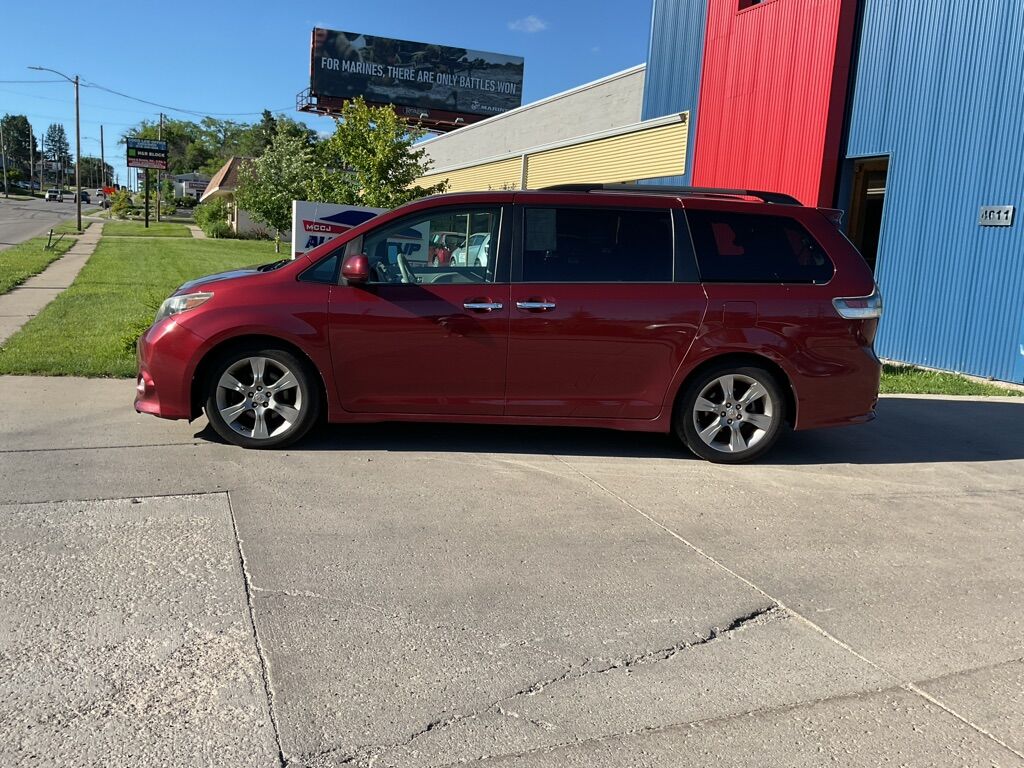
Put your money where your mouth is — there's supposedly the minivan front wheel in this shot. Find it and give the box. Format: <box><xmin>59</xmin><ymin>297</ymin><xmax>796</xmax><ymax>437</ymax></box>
<box><xmin>676</xmin><ymin>365</ymin><xmax>786</xmax><ymax>463</ymax></box>
<box><xmin>204</xmin><ymin>347</ymin><xmax>319</xmax><ymax>449</ymax></box>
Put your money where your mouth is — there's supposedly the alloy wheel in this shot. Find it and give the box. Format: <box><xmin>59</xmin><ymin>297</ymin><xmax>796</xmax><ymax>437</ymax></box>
<box><xmin>691</xmin><ymin>373</ymin><xmax>775</xmax><ymax>454</ymax></box>
<box><xmin>215</xmin><ymin>355</ymin><xmax>303</xmax><ymax>440</ymax></box>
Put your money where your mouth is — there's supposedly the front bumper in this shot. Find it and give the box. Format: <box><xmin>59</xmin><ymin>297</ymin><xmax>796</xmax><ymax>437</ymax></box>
<box><xmin>134</xmin><ymin>319</ymin><xmax>206</xmax><ymax>420</ymax></box>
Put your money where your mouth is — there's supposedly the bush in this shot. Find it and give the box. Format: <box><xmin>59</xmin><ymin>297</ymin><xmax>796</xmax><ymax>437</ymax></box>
<box><xmin>109</xmin><ymin>189</ymin><xmax>133</xmax><ymax>219</ymax></box>
<box><xmin>205</xmin><ymin>220</ymin><xmax>232</xmax><ymax>239</ymax></box>
<box><xmin>194</xmin><ymin>197</ymin><xmax>231</xmax><ymax>237</ymax></box>
<box><xmin>174</xmin><ymin>196</ymin><xmax>199</xmax><ymax>209</ymax></box>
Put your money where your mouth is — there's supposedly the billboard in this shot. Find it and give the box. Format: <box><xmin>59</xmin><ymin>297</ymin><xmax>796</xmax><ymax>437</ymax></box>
<box><xmin>291</xmin><ymin>200</ymin><xmax>385</xmax><ymax>258</ymax></box>
<box><xmin>310</xmin><ymin>28</ymin><xmax>524</xmax><ymax>121</ymax></box>
<box><xmin>126</xmin><ymin>138</ymin><xmax>168</xmax><ymax>170</ymax></box>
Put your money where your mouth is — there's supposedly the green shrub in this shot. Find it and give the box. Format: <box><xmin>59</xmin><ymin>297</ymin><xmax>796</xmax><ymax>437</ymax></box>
<box><xmin>194</xmin><ymin>197</ymin><xmax>230</xmax><ymax>237</ymax></box>
<box><xmin>109</xmin><ymin>189</ymin><xmax>133</xmax><ymax>219</ymax></box>
<box><xmin>205</xmin><ymin>220</ymin><xmax>232</xmax><ymax>239</ymax></box>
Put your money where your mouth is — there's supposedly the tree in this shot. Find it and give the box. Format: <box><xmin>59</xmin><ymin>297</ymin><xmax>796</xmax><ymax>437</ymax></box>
<box><xmin>43</xmin><ymin>123</ymin><xmax>72</xmax><ymax>186</ymax></box>
<box><xmin>235</xmin><ymin>127</ymin><xmax>316</xmax><ymax>252</ymax></box>
<box><xmin>309</xmin><ymin>97</ymin><xmax>446</xmax><ymax>209</ymax></box>
<box><xmin>79</xmin><ymin>156</ymin><xmax>114</xmax><ymax>188</ymax></box>
<box><xmin>0</xmin><ymin>114</ymin><xmax>38</xmax><ymax>176</ymax></box>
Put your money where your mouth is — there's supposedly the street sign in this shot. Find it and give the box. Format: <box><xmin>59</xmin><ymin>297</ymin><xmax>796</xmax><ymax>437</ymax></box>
<box><xmin>126</xmin><ymin>138</ymin><xmax>168</xmax><ymax>170</ymax></box>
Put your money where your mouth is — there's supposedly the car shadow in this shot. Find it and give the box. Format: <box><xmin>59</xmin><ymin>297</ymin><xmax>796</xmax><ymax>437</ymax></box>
<box><xmin>194</xmin><ymin>396</ymin><xmax>1024</xmax><ymax>465</ymax></box>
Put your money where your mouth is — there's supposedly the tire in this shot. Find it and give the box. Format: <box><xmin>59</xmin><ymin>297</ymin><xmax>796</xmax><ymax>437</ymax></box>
<box><xmin>675</xmin><ymin>364</ymin><xmax>787</xmax><ymax>463</ymax></box>
<box><xmin>204</xmin><ymin>346</ymin><xmax>320</xmax><ymax>449</ymax></box>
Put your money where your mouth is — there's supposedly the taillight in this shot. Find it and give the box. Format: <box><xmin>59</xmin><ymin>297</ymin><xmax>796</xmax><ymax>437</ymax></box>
<box><xmin>833</xmin><ymin>287</ymin><xmax>883</xmax><ymax>320</ymax></box>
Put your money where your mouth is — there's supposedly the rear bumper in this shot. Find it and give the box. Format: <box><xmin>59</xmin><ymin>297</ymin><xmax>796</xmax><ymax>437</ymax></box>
<box><xmin>792</xmin><ymin>347</ymin><xmax>881</xmax><ymax>431</ymax></box>
<box><xmin>134</xmin><ymin>319</ymin><xmax>205</xmax><ymax>420</ymax></box>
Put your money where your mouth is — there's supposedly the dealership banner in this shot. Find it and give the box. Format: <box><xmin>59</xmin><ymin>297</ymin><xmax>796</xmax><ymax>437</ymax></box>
<box><xmin>291</xmin><ymin>201</ymin><xmax>385</xmax><ymax>258</ymax></box>
<box><xmin>310</xmin><ymin>28</ymin><xmax>524</xmax><ymax>120</ymax></box>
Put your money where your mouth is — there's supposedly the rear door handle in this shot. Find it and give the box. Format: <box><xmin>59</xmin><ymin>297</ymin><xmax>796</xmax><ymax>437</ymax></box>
<box><xmin>516</xmin><ymin>300</ymin><xmax>557</xmax><ymax>312</ymax></box>
<box><xmin>463</xmin><ymin>300</ymin><xmax>504</xmax><ymax>312</ymax></box>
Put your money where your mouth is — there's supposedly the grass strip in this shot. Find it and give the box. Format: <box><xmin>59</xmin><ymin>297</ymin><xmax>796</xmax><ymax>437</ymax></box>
<box><xmin>0</xmin><ymin>237</ymin><xmax>277</xmax><ymax>377</ymax></box>
<box><xmin>0</xmin><ymin>236</ymin><xmax>77</xmax><ymax>295</ymax></box>
<box><xmin>51</xmin><ymin>220</ymin><xmax>92</xmax><ymax>235</ymax></box>
<box><xmin>102</xmin><ymin>221</ymin><xmax>191</xmax><ymax>238</ymax></box>
<box><xmin>880</xmin><ymin>363</ymin><xmax>1022</xmax><ymax>397</ymax></box>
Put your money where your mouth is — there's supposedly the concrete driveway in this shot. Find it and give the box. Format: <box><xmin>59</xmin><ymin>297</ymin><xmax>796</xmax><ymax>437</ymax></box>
<box><xmin>1</xmin><ymin>376</ymin><xmax>1022</xmax><ymax>767</ymax></box>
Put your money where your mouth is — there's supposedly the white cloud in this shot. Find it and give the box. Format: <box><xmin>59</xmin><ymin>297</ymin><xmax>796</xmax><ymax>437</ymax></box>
<box><xmin>508</xmin><ymin>15</ymin><xmax>548</xmax><ymax>33</ymax></box>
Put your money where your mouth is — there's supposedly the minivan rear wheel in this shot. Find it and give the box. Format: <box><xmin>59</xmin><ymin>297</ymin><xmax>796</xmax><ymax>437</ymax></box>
<box><xmin>676</xmin><ymin>364</ymin><xmax>786</xmax><ymax>463</ymax></box>
<box><xmin>204</xmin><ymin>346</ymin><xmax>319</xmax><ymax>449</ymax></box>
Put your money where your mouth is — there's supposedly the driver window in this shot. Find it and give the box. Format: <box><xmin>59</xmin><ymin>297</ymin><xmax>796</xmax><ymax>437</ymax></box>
<box><xmin>362</xmin><ymin>207</ymin><xmax>501</xmax><ymax>285</ymax></box>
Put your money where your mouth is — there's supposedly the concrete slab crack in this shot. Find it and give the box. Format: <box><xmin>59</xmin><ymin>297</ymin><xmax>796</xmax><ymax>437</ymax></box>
<box><xmin>293</xmin><ymin>605</ymin><xmax>781</xmax><ymax>767</ymax></box>
<box><xmin>226</xmin><ymin>492</ymin><xmax>288</xmax><ymax>768</ymax></box>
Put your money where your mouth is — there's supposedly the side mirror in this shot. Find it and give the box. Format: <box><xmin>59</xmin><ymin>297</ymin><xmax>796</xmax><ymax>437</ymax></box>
<box><xmin>341</xmin><ymin>253</ymin><xmax>370</xmax><ymax>284</ymax></box>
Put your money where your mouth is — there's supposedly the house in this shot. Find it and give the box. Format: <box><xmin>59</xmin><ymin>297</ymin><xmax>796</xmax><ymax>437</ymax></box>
<box><xmin>200</xmin><ymin>157</ymin><xmax>288</xmax><ymax>239</ymax></box>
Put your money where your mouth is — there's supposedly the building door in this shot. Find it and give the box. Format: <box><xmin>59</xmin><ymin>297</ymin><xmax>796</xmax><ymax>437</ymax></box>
<box><xmin>847</xmin><ymin>157</ymin><xmax>889</xmax><ymax>273</ymax></box>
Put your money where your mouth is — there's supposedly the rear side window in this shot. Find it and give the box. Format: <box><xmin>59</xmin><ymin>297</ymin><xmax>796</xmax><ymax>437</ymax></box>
<box><xmin>521</xmin><ymin>207</ymin><xmax>673</xmax><ymax>283</ymax></box>
<box><xmin>686</xmin><ymin>210</ymin><xmax>834</xmax><ymax>284</ymax></box>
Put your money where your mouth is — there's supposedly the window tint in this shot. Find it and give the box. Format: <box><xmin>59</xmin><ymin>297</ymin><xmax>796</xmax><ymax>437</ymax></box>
<box><xmin>686</xmin><ymin>210</ymin><xmax>834</xmax><ymax>284</ymax></box>
<box><xmin>521</xmin><ymin>208</ymin><xmax>673</xmax><ymax>283</ymax></box>
<box><xmin>363</xmin><ymin>207</ymin><xmax>501</xmax><ymax>285</ymax></box>
<box><xmin>299</xmin><ymin>252</ymin><xmax>341</xmax><ymax>284</ymax></box>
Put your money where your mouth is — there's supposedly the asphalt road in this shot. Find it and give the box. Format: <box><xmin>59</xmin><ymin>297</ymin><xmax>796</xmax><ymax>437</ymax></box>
<box><xmin>1</xmin><ymin>376</ymin><xmax>1022</xmax><ymax>767</ymax></box>
<box><xmin>0</xmin><ymin>196</ymin><xmax>80</xmax><ymax>249</ymax></box>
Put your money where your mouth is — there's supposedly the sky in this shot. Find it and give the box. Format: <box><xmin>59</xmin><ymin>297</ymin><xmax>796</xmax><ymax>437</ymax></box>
<box><xmin>1</xmin><ymin>0</ymin><xmax>654</xmax><ymax>188</ymax></box>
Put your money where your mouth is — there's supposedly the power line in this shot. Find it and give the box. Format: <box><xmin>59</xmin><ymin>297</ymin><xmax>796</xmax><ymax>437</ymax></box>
<box><xmin>7</xmin><ymin>75</ymin><xmax>293</xmax><ymax>119</ymax></box>
<box><xmin>81</xmin><ymin>79</ymin><xmax>292</xmax><ymax>118</ymax></box>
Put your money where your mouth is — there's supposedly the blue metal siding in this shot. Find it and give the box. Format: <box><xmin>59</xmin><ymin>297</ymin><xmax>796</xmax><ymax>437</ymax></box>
<box><xmin>847</xmin><ymin>1</ymin><xmax>1024</xmax><ymax>382</ymax></box>
<box><xmin>639</xmin><ymin>0</ymin><xmax>709</xmax><ymax>185</ymax></box>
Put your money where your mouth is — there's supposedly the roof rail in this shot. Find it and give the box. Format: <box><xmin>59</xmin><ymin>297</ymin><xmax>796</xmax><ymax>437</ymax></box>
<box><xmin>539</xmin><ymin>183</ymin><xmax>802</xmax><ymax>206</ymax></box>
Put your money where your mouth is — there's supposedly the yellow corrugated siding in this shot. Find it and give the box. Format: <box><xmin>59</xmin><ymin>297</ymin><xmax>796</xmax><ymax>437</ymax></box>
<box><xmin>419</xmin><ymin>156</ymin><xmax>522</xmax><ymax>193</ymax></box>
<box><xmin>525</xmin><ymin>122</ymin><xmax>687</xmax><ymax>189</ymax></box>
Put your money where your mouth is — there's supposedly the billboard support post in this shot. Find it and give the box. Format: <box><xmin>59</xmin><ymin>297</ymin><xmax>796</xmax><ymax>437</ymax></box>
<box><xmin>144</xmin><ymin>169</ymin><xmax>150</xmax><ymax>229</ymax></box>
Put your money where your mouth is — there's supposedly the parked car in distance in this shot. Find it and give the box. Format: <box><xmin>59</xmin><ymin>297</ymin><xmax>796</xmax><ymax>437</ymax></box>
<box><xmin>136</xmin><ymin>185</ymin><xmax>883</xmax><ymax>463</ymax></box>
<box><xmin>450</xmin><ymin>233</ymin><xmax>492</xmax><ymax>267</ymax></box>
<box><xmin>44</xmin><ymin>188</ymin><xmax>63</xmax><ymax>202</ymax></box>
<box><xmin>428</xmin><ymin>232</ymin><xmax>464</xmax><ymax>266</ymax></box>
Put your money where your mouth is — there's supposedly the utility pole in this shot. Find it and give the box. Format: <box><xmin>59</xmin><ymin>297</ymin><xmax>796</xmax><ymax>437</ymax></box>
<box><xmin>156</xmin><ymin>113</ymin><xmax>163</xmax><ymax>222</ymax></box>
<box><xmin>74</xmin><ymin>74</ymin><xmax>82</xmax><ymax>232</ymax></box>
<box><xmin>29</xmin><ymin>123</ymin><xmax>34</xmax><ymax>198</ymax></box>
<box><xmin>0</xmin><ymin>119</ymin><xmax>8</xmax><ymax>199</ymax></box>
<box><xmin>100</xmin><ymin>125</ymin><xmax>105</xmax><ymax>189</ymax></box>
<box><xmin>28</xmin><ymin>66</ymin><xmax>82</xmax><ymax>231</ymax></box>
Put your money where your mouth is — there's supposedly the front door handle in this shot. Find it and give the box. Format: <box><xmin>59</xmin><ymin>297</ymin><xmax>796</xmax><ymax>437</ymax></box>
<box><xmin>516</xmin><ymin>300</ymin><xmax>557</xmax><ymax>312</ymax></box>
<box><xmin>463</xmin><ymin>300</ymin><xmax>504</xmax><ymax>312</ymax></box>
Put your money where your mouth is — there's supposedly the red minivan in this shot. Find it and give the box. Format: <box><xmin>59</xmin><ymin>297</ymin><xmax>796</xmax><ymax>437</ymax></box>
<box><xmin>135</xmin><ymin>185</ymin><xmax>882</xmax><ymax>462</ymax></box>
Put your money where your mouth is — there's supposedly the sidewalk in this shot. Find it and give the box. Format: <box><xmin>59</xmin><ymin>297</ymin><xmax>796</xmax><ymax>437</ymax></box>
<box><xmin>0</xmin><ymin>222</ymin><xmax>103</xmax><ymax>345</ymax></box>
<box><xmin>188</xmin><ymin>224</ymin><xmax>206</xmax><ymax>239</ymax></box>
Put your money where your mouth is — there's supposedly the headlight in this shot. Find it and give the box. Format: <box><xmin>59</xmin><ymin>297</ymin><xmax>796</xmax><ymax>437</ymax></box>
<box><xmin>154</xmin><ymin>291</ymin><xmax>213</xmax><ymax>325</ymax></box>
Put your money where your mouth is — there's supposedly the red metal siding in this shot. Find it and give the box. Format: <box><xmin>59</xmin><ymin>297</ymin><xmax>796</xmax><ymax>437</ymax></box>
<box><xmin>692</xmin><ymin>0</ymin><xmax>857</xmax><ymax>206</ymax></box>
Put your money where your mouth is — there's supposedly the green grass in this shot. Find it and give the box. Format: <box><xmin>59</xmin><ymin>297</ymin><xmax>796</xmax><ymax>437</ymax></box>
<box><xmin>880</xmin><ymin>363</ymin><xmax>1022</xmax><ymax>397</ymax></box>
<box><xmin>102</xmin><ymin>221</ymin><xmax>191</xmax><ymax>237</ymax></box>
<box><xmin>0</xmin><ymin>236</ymin><xmax>77</xmax><ymax>295</ymax></box>
<box><xmin>0</xmin><ymin>237</ymin><xmax>278</xmax><ymax>377</ymax></box>
<box><xmin>52</xmin><ymin>219</ymin><xmax>91</xmax><ymax>234</ymax></box>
